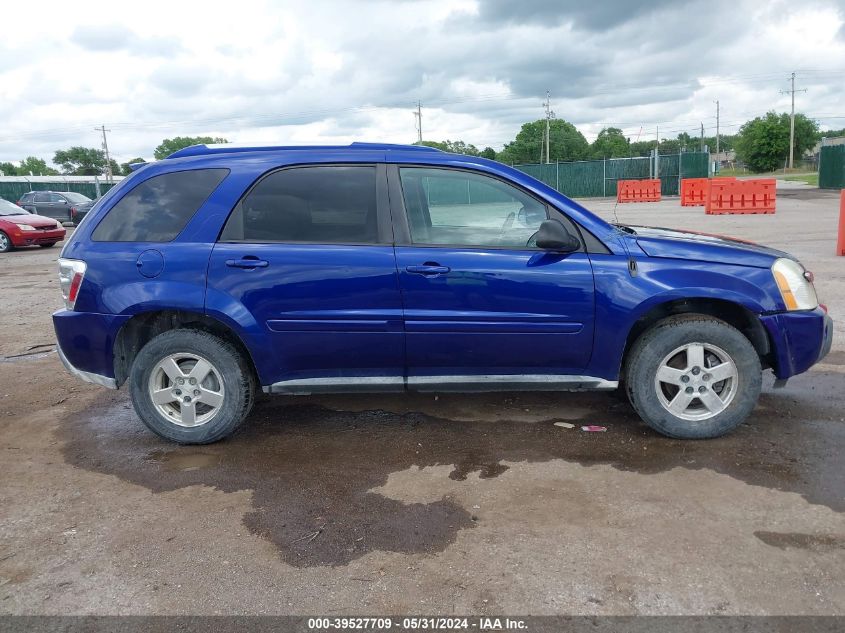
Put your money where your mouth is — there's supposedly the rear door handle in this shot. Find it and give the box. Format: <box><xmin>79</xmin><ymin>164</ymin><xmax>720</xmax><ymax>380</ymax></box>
<box><xmin>406</xmin><ymin>264</ymin><xmax>451</xmax><ymax>276</ymax></box>
<box><xmin>226</xmin><ymin>257</ymin><xmax>269</xmax><ymax>269</ymax></box>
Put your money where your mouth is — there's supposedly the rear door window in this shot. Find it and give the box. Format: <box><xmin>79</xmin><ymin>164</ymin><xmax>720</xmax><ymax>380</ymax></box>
<box><xmin>220</xmin><ymin>166</ymin><xmax>380</xmax><ymax>244</ymax></box>
<box><xmin>92</xmin><ymin>168</ymin><xmax>228</xmax><ymax>242</ymax></box>
<box><xmin>34</xmin><ymin>192</ymin><xmax>50</xmax><ymax>203</ymax></box>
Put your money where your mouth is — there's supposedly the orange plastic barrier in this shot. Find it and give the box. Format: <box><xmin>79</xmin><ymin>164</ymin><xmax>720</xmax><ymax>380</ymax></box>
<box><xmin>617</xmin><ymin>179</ymin><xmax>661</xmax><ymax>203</ymax></box>
<box><xmin>706</xmin><ymin>179</ymin><xmax>776</xmax><ymax>215</ymax></box>
<box><xmin>837</xmin><ymin>190</ymin><xmax>845</xmax><ymax>257</ymax></box>
<box><xmin>680</xmin><ymin>177</ymin><xmax>736</xmax><ymax>206</ymax></box>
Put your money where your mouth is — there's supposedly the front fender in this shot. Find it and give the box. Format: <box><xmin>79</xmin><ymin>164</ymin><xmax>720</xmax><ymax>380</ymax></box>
<box><xmin>587</xmin><ymin>255</ymin><xmax>780</xmax><ymax>379</ymax></box>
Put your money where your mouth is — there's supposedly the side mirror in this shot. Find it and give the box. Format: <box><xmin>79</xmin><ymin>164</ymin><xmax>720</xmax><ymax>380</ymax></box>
<box><xmin>535</xmin><ymin>220</ymin><xmax>581</xmax><ymax>252</ymax></box>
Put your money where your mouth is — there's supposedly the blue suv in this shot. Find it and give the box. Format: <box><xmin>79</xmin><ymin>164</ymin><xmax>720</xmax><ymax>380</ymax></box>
<box><xmin>53</xmin><ymin>143</ymin><xmax>833</xmax><ymax>444</ymax></box>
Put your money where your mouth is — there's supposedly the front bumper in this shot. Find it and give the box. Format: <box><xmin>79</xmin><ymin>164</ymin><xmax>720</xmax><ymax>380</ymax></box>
<box><xmin>53</xmin><ymin>310</ymin><xmax>129</xmax><ymax>389</ymax></box>
<box><xmin>10</xmin><ymin>227</ymin><xmax>65</xmax><ymax>246</ymax></box>
<box><xmin>761</xmin><ymin>307</ymin><xmax>833</xmax><ymax>379</ymax></box>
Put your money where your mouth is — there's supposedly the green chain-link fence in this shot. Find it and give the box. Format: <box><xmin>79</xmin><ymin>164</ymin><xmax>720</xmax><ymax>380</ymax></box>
<box><xmin>514</xmin><ymin>152</ymin><xmax>709</xmax><ymax>198</ymax></box>
<box><xmin>0</xmin><ymin>179</ymin><xmax>120</xmax><ymax>203</ymax></box>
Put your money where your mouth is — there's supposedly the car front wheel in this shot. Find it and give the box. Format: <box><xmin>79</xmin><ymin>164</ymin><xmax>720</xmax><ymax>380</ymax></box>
<box><xmin>625</xmin><ymin>315</ymin><xmax>762</xmax><ymax>439</ymax></box>
<box><xmin>0</xmin><ymin>231</ymin><xmax>12</xmax><ymax>253</ymax></box>
<box><xmin>129</xmin><ymin>329</ymin><xmax>256</xmax><ymax>444</ymax></box>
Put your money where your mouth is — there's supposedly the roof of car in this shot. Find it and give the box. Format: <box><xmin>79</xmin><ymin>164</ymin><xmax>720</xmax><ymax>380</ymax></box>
<box><xmin>165</xmin><ymin>142</ymin><xmax>442</xmax><ymax>160</ymax></box>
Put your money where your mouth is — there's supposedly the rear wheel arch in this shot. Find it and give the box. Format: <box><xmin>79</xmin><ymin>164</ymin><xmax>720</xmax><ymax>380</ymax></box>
<box><xmin>113</xmin><ymin>310</ymin><xmax>260</xmax><ymax>388</ymax></box>
<box><xmin>620</xmin><ymin>298</ymin><xmax>772</xmax><ymax>378</ymax></box>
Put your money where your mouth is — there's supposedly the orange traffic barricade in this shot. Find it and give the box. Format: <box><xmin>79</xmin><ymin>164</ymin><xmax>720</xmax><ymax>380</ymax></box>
<box><xmin>617</xmin><ymin>179</ymin><xmax>661</xmax><ymax>203</ymax></box>
<box><xmin>680</xmin><ymin>177</ymin><xmax>736</xmax><ymax>206</ymax></box>
<box><xmin>837</xmin><ymin>190</ymin><xmax>845</xmax><ymax>257</ymax></box>
<box><xmin>706</xmin><ymin>179</ymin><xmax>776</xmax><ymax>215</ymax></box>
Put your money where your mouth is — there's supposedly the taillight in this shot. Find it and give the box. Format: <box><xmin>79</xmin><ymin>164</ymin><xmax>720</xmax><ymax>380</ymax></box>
<box><xmin>58</xmin><ymin>258</ymin><xmax>87</xmax><ymax>310</ymax></box>
<box><xmin>71</xmin><ymin>207</ymin><xmax>77</xmax><ymax>217</ymax></box>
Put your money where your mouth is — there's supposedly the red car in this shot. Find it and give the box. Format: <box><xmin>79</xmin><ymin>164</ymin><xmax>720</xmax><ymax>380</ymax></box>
<box><xmin>0</xmin><ymin>198</ymin><xmax>66</xmax><ymax>252</ymax></box>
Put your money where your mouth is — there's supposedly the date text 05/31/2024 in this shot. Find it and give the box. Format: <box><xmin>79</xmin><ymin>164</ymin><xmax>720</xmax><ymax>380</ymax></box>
<box><xmin>307</xmin><ymin>617</ymin><xmax>528</xmax><ymax>630</ymax></box>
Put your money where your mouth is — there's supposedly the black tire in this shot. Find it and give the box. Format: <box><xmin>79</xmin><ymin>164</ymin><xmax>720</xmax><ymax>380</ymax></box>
<box><xmin>39</xmin><ymin>242</ymin><xmax>57</xmax><ymax>248</ymax></box>
<box><xmin>625</xmin><ymin>314</ymin><xmax>761</xmax><ymax>439</ymax></box>
<box><xmin>0</xmin><ymin>231</ymin><xmax>12</xmax><ymax>253</ymax></box>
<box><xmin>129</xmin><ymin>329</ymin><xmax>256</xmax><ymax>444</ymax></box>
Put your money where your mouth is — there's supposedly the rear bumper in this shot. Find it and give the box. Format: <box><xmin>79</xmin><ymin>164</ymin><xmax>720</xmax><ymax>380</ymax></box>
<box><xmin>53</xmin><ymin>310</ymin><xmax>129</xmax><ymax>388</ymax></box>
<box><xmin>761</xmin><ymin>308</ymin><xmax>833</xmax><ymax>379</ymax></box>
<box><xmin>56</xmin><ymin>344</ymin><xmax>117</xmax><ymax>389</ymax></box>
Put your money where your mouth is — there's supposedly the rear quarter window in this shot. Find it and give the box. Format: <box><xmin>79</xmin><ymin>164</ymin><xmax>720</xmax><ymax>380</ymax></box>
<box><xmin>92</xmin><ymin>168</ymin><xmax>228</xmax><ymax>242</ymax></box>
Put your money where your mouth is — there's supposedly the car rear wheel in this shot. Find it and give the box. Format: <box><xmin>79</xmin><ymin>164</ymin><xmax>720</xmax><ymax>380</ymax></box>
<box><xmin>129</xmin><ymin>329</ymin><xmax>256</xmax><ymax>444</ymax></box>
<box><xmin>0</xmin><ymin>231</ymin><xmax>12</xmax><ymax>253</ymax></box>
<box><xmin>625</xmin><ymin>315</ymin><xmax>761</xmax><ymax>439</ymax></box>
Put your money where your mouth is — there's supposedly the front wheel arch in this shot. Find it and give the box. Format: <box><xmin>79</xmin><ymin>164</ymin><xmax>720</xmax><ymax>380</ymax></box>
<box><xmin>620</xmin><ymin>298</ymin><xmax>771</xmax><ymax>379</ymax></box>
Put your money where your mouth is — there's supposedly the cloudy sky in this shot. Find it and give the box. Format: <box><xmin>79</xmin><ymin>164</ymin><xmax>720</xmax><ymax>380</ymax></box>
<box><xmin>0</xmin><ymin>0</ymin><xmax>843</xmax><ymax>164</ymax></box>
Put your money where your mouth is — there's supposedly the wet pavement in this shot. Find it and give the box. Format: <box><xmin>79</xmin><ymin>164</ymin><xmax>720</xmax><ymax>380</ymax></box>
<box><xmin>57</xmin><ymin>370</ymin><xmax>845</xmax><ymax>571</ymax></box>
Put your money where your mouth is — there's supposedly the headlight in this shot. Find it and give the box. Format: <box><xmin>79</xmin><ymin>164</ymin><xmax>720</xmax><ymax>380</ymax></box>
<box><xmin>14</xmin><ymin>223</ymin><xmax>35</xmax><ymax>231</ymax></box>
<box><xmin>772</xmin><ymin>258</ymin><xmax>818</xmax><ymax>311</ymax></box>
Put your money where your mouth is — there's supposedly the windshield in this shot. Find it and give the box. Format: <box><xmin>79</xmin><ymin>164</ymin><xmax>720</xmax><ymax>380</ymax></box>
<box><xmin>0</xmin><ymin>199</ymin><xmax>28</xmax><ymax>216</ymax></box>
<box><xmin>64</xmin><ymin>192</ymin><xmax>91</xmax><ymax>203</ymax></box>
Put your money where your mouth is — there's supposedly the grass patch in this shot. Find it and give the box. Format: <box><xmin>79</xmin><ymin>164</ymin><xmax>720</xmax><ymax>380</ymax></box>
<box><xmin>782</xmin><ymin>173</ymin><xmax>819</xmax><ymax>186</ymax></box>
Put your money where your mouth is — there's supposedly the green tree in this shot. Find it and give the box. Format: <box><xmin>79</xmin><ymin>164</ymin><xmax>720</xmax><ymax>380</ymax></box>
<box><xmin>657</xmin><ymin>138</ymin><xmax>681</xmax><ymax>154</ymax></box>
<box><xmin>0</xmin><ymin>161</ymin><xmax>19</xmax><ymax>176</ymax></box>
<box><xmin>629</xmin><ymin>140</ymin><xmax>655</xmax><ymax>157</ymax></box>
<box><xmin>498</xmin><ymin>119</ymin><xmax>589</xmax><ymax>164</ymax></box>
<box><xmin>479</xmin><ymin>147</ymin><xmax>497</xmax><ymax>160</ymax></box>
<box><xmin>590</xmin><ymin>127</ymin><xmax>630</xmax><ymax>158</ymax></box>
<box><xmin>417</xmin><ymin>140</ymin><xmax>481</xmax><ymax>155</ymax></box>
<box><xmin>735</xmin><ymin>112</ymin><xmax>819</xmax><ymax>172</ymax></box>
<box><xmin>820</xmin><ymin>127</ymin><xmax>845</xmax><ymax>139</ymax></box>
<box><xmin>120</xmin><ymin>157</ymin><xmax>146</xmax><ymax>174</ymax></box>
<box><xmin>153</xmin><ymin>136</ymin><xmax>228</xmax><ymax>160</ymax></box>
<box><xmin>53</xmin><ymin>147</ymin><xmax>108</xmax><ymax>175</ymax></box>
<box><xmin>18</xmin><ymin>156</ymin><xmax>58</xmax><ymax>176</ymax></box>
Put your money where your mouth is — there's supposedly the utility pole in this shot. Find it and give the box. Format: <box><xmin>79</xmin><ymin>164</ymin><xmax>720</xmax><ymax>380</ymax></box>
<box><xmin>715</xmin><ymin>100</ymin><xmax>720</xmax><ymax>158</ymax></box>
<box><xmin>413</xmin><ymin>102</ymin><xmax>422</xmax><ymax>143</ymax></box>
<box><xmin>95</xmin><ymin>125</ymin><xmax>113</xmax><ymax>183</ymax></box>
<box><xmin>700</xmin><ymin>122</ymin><xmax>704</xmax><ymax>152</ymax></box>
<box><xmin>781</xmin><ymin>72</ymin><xmax>807</xmax><ymax>169</ymax></box>
<box><xmin>542</xmin><ymin>91</ymin><xmax>554</xmax><ymax>164</ymax></box>
<box><xmin>655</xmin><ymin>125</ymin><xmax>659</xmax><ymax>178</ymax></box>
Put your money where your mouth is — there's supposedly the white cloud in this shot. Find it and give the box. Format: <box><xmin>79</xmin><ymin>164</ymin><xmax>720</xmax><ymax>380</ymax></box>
<box><xmin>0</xmin><ymin>0</ymin><xmax>842</xmax><ymax>164</ymax></box>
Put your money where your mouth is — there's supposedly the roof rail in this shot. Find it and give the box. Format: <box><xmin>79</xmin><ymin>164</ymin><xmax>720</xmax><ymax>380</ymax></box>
<box><xmin>166</xmin><ymin>142</ymin><xmax>441</xmax><ymax>160</ymax></box>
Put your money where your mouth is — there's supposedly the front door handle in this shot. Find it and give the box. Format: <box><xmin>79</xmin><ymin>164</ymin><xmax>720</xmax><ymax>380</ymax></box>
<box><xmin>406</xmin><ymin>264</ymin><xmax>451</xmax><ymax>276</ymax></box>
<box><xmin>226</xmin><ymin>257</ymin><xmax>269</xmax><ymax>269</ymax></box>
